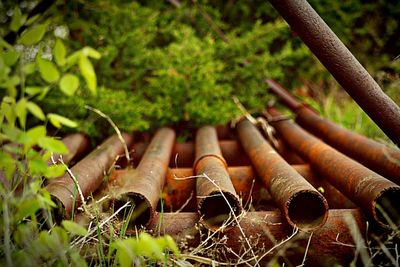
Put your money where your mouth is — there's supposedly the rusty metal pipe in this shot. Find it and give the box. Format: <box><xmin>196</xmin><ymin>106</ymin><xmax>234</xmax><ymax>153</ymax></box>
<box><xmin>268</xmin><ymin>0</ymin><xmax>400</xmax><ymax>146</ymax></box>
<box><xmin>148</xmin><ymin>209</ymin><xmax>365</xmax><ymax>266</ymax></box>
<box><xmin>268</xmin><ymin>79</ymin><xmax>400</xmax><ymax>184</ymax></box>
<box><xmin>267</xmin><ymin>107</ymin><xmax>400</xmax><ymax>229</ymax></box>
<box><xmin>237</xmin><ymin>119</ymin><xmax>328</xmax><ymax>230</ymax></box>
<box><xmin>45</xmin><ymin>133</ymin><xmax>134</xmax><ymax>218</ymax></box>
<box><xmin>194</xmin><ymin>126</ymin><xmax>242</xmax><ymax>230</ymax></box>
<box><xmin>111</xmin><ymin>128</ymin><xmax>175</xmax><ymax>227</ymax></box>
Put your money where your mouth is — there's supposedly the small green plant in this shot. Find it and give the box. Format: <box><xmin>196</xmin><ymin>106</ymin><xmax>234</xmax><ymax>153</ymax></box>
<box><xmin>112</xmin><ymin>232</ymin><xmax>180</xmax><ymax>267</ymax></box>
<box><xmin>0</xmin><ymin>5</ymin><xmax>100</xmax><ymax>266</ymax></box>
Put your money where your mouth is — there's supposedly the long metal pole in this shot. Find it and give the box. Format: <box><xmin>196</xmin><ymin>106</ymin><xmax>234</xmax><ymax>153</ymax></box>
<box><xmin>268</xmin><ymin>0</ymin><xmax>400</xmax><ymax>145</ymax></box>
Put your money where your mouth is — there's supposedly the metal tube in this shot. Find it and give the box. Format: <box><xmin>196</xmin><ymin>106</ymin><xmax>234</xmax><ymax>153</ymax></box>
<box><xmin>268</xmin><ymin>0</ymin><xmax>400</xmax><ymax>146</ymax></box>
<box><xmin>111</xmin><ymin>128</ymin><xmax>175</xmax><ymax>227</ymax></box>
<box><xmin>148</xmin><ymin>209</ymin><xmax>365</xmax><ymax>266</ymax></box>
<box><xmin>45</xmin><ymin>133</ymin><xmax>134</xmax><ymax>218</ymax></box>
<box><xmin>268</xmin><ymin>79</ymin><xmax>400</xmax><ymax>184</ymax></box>
<box><xmin>194</xmin><ymin>126</ymin><xmax>242</xmax><ymax>230</ymax></box>
<box><xmin>267</xmin><ymin>107</ymin><xmax>400</xmax><ymax>229</ymax></box>
<box><xmin>237</xmin><ymin>119</ymin><xmax>328</xmax><ymax>230</ymax></box>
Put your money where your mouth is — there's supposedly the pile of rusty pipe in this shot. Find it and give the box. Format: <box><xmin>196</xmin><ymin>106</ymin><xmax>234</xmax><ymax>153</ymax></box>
<box><xmin>268</xmin><ymin>0</ymin><xmax>400</xmax><ymax>145</ymax></box>
<box><xmin>161</xmin><ymin>165</ymin><xmax>353</xmax><ymax>211</ymax></box>
<box><xmin>237</xmin><ymin>119</ymin><xmax>328</xmax><ymax>230</ymax></box>
<box><xmin>111</xmin><ymin>127</ymin><xmax>175</xmax><ymax>227</ymax></box>
<box><xmin>148</xmin><ymin>209</ymin><xmax>365</xmax><ymax>266</ymax></box>
<box><xmin>132</xmin><ymin>139</ymin><xmax>303</xmax><ymax>167</ymax></box>
<box><xmin>268</xmin><ymin>79</ymin><xmax>400</xmax><ymax>185</ymax></box>
<box><xmin>45</xmin><ymin>133</ymin><xmax>134</xmax><ymax>218</ymax></box>
<box><xmin>267</xmin><ymin>107</ymin><xmax>400</xmax><ymax>229</ymax></box>
<box><xmin>194</xmin><ymin>126</ymin><xmax>242</xmax><ymax>230</ymax></box>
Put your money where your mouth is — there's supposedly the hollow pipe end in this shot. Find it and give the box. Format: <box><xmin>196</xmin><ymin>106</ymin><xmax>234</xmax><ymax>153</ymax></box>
<box><xmin>113</xmin><ymin>192</ymin><xmax>153</xmax><ymax>228</ymax></box>
<box><xmin>198</xmin><ymin>191</ymin><xmax>243</xmax><ymax>232</ymax></box>
<box><xmin>372</xmin><ymin>186</ymin><xmax>400</xmax><ymax>230</ymax></box>
<box><xmin>286</xmin><ymin>190</ymin><xmax>329</xmax><ymax>231</ymax></box>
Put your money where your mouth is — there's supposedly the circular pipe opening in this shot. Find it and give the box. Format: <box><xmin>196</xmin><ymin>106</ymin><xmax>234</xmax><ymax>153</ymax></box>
<box><xmin>288</xmin><ymin>191</ymin><xmax>328</xmax><ymax>230</ymax></box>
<box><xmin>199</xmin><ymin>192</ymin><xmax>242</xmax><ymax>230</ymax></box>
<box><xmin>374</xmin><ymin>188</ymin><xmax>400</xmax><ymax>229</ymax></box>
<box><xmin>114</xmin><ymin>193</ymin><xmax>152</xmax><ymax>228</ymax></box>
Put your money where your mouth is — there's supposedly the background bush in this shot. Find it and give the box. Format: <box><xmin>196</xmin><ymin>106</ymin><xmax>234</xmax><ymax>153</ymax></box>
<box><xmin>2</xmin><ymin>0</ymin><xmax>399</xmax><ymax>139</ymax></box>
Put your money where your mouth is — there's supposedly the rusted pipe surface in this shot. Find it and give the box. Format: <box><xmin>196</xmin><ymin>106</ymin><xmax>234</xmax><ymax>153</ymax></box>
<box><xmin>237</xmin><ymin>119</ymin><xmax>328</xmax><ymax>230</ymax></box>
<box><xmin>268</xmin><ymin>107</ymin><xmax>400</xmax><ymax>229</ymax></box>
<box><xmin>45</xmin><ymin>133</ymin><xmax>134</xmax><ymax>218</ymax></box>
<box><xmin>148</xmin><ymin>209</ymin><xmax>365</xmax><ymax>266</ymax></box>
<box><xmin>275</xmin><ymin>139</ymin><xmax>305</xmax><ymax>164</ymax></box>
<box><xmin>147</xmin><ymin>212</ymin><xmax>200</xmax><ymax>248</ymax></box>
<box><xmin>268</xmin><ymin>0</ymin><xmax>400</xmax><ymax>145</ymax></box>
<box><xmin>268</xmin><ymin>79</ymin><xmax>400</xmax><ymax>184</ymax></box>
<box><xmin>194</xmin><ymin>126</ymin><xmax>242</xmax><ymax>230</ymax></box>
<box><xmin>111</xmin><ymin>127</ymin><xmax>175</xmax><ymax>227</ymax></box>
<box><xmin>296</xmin><ymin>107</ymin><xmax>400</xmax><ymax>184</ymax></box>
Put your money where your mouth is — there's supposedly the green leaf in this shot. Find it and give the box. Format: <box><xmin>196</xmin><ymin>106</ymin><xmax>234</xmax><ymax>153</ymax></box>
<box><xmin>18</xmin><ymin>24</ymin><xmax>47</xmax><ymax>45</ymax></box>
<box><xmin>65</xmin><ymin>51</ymin><xmax>81</xmax><ymax>67</ymax></box>
<box><xmin>38</xmin><ymin>136</ymin><xmax>68</xmax><ymax>154</ymax></box>
<box><xmin>79</xmin><ymin>55</ymin><xmax>97</xmax><ymax>95</ymax></box>
<box><xmin>16</xmin><ymin>198</ymin><xmax>41</xmax><ymax>221</ymax></box>
<box><xmin>139</xmin><ymin>233</ymin><xmax>164</xmax><ymax>260</ymax></box>
<box><xmin>82</xmin><ymin>47</ymin><xmax>101</xmax><ymax>59</ymax></box>
<box><xmin>27</xmin><ymin>101</ymin><xmax>45</xmax><ymax>120</ymax></box>
<box><xmin>3</xmin><ymin>49</ymin><xmax>20</xmax><ymax>66</ymax></box>
<box><xmin>25</xmin><ymin>86</ymin><xmax>47</xmax><ymax>96</ymax></box>
<box><xmin>15</xmin><ymin>98</ymin><xmax>27</xmax><ymax>128</ymax></box>
<box><xmin>54</xmin><ymin>39</ymin><xmax>66</xmax><ymax>66</ymax></box>
<box><xmin>62</xmin><ymin>220</ymin><xmax>88</xmax><ymax>236</ymax></box>
<box><xmin>47</xmin><ymin>113</ymin><xmax>78</xmax><ymax>128</ymax></box>
<box><xmin>36</xmin><ymin>56</ymin><xmax>60</xmax><ymax>83</ymax></box>
<box><xmin>22</xmin><ymin>62</ymin><xmax>36</xmax><ymax>74</ymax></box>
<box><xmin>29</xmin><ymin>159</ymin><xmax>48</xmax><ymax>175</ymax></box>
<box><xmin>10</xmin><ymin>7</ymin><xmax>27</xmax><ymax>32</ymax></box>
<box><xmin>0</xmin><ymin>151</ymin><xmax>16</xmax><ymax>180</ymax></box>
<box><xmin>59</xmin><ymin>74</ymin><xmax>79</xmax><ymax>96</ymax></box>
<box><xmin>25</xmin><ymin>14</ymin><xmax>40</xmax><ymax>26</ymax></box>
<box><xmin>45</xmin><ymin>164</ymin><xmax>66</xmax><ymax>178</ymax></box>
<box><xmin>27</xmin><ymin>126</ymin><xmax>46</xmax><ymax>141</ymax></box>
